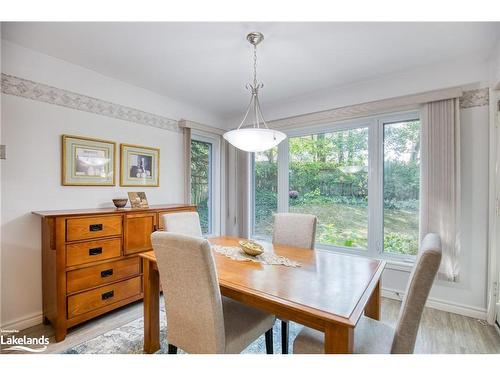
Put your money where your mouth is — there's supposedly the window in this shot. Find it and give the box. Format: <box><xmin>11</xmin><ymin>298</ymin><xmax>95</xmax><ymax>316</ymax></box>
<box><xmin>383</xmin><ymin>120</ymin><xmax>421</xmax><ymax>256</ymax></box>
<box><xmin>289</xmin><ymin>128</ymin><xmax>369</xmax><ymax>249</ymax></box>
<box><xmin>191</xmin><ymin>139</ymin><xmax>213</xmax><ymax>234</ymax></box>
<box><xmin>252</xmin><ymin>148</ymin><xmax>278</xmax><ymax>238</ymax></box>
<box><xmin>250</xmin><ymin>110</ymin><xmax>420</xmax><ymax>261</ymax></box>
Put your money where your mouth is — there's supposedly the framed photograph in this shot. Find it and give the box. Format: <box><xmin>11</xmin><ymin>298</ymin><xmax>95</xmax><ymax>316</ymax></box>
<box><xmin>120</xmin><ymin>143</ymin><xmax>160</xmax><ymax>187</ymax></box>
<box><xmin>62</xmin><ymin>135</ymin><xmax>116</xmax><ymax>186</ymax></box>
<box><xmin>128</xmin><ymin>192</ymin><xmax>149</xmax><ymax>208</ymax></box>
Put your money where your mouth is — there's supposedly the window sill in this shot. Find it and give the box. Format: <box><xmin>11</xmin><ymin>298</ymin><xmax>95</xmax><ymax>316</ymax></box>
<box><xmin>314</xmin><ymin>244</ymin><xmax>415</xmax><ymax>272</ymax></box>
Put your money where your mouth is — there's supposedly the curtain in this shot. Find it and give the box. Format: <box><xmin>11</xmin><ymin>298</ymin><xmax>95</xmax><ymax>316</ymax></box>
<box><xmin>224</xmin><ymin>143</ymin><xmax>251</xmax><ymax>238</ymax></box>
<box><xmin>183</xmin><ymin>126</ymin><xmax>191</xmax><ymax>204</ymax></box>
<box><xmin>420</xmin><ymin>98</ymin><xmax>461</xmax><ymax>281</ymax></box>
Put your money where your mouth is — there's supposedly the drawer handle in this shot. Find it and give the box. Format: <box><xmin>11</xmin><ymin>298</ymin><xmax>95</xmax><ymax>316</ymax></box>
<box><xmin>89</xmin><ymin>247</ymin><xmax>103</xmax><ymax>256</ymax></box>
<box><xmin>101</xmin><ymin>291</ymin><xmax>114</xmax><ymax>300</ymax></box>
<box><xmin>100</xmin><ymin>269</ymin><xmax>114</xmax><ymax>278</ymax></box>
<box><xmin>89</xmin><ymin>224</ymin><xmax>103</xmax><ymax>232</ymax></box>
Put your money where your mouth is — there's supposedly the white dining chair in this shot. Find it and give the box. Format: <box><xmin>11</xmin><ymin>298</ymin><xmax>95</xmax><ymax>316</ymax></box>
<box><xmin>151</xmin><ymin>231</ymin><xmax>276</xmax><ymax>354</ymax></box>
<box><xmin>272</xmin><ymin>212</ymin><xmax>317</xmax><ymax>354</ymax></box>
<box><xmin>162</xmin><ymin>211</ymin><xmax>203</xmax><ymax>238</ymax></box>
<box><xmin>293</xmin><ymin>233</ymin><xmax>442</xmax><ymax>354</ymax></box>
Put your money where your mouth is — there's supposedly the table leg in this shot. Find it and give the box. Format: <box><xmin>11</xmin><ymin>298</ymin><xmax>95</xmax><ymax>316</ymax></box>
<box><xmin>143</xmin><ymin>258</ymin><xmax>160</xmax><ymax>354</ymax></box>
<box><xmin>324</xmin><ymin>324</ymin><xmax>354</xmax><ymax>354</ymax></box>
<box><xmin>364</xmin><ymin>280</ymin><xmax>381</xmax><ymax>320</ymax></box>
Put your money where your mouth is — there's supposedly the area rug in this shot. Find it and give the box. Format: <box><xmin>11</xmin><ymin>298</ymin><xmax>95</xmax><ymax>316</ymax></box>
<box><xmin>62</xmin><ymin>304</ymin><xmax>302</xmax><ymax>354</ymax></box>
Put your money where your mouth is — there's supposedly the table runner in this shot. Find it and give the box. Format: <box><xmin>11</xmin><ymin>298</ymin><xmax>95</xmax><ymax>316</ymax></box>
<box><xmin>212</xmin><ymin>245</ymin><xmax>301</xmax><ymax>267</ymax></box>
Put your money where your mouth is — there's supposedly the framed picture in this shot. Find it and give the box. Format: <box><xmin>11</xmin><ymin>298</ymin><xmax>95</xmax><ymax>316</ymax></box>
<box><xmin>62</xmin><ymin>135</ymin><xmax>116</xmax><ymax>186</ymax></box>
<box><xmin>128</xmin><ymin>192</ymin><xmax>149</xmax><ymax>208</ymax></box>
<box><xmin>120</xmin><ymin>143</ymin><xmax>160</xmax><ymax>187</ymax></box>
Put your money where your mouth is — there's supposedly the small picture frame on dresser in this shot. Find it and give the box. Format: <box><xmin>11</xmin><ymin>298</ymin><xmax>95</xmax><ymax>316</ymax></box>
<box><xmin>61</xmin><ymin>135</ymin><xmax>116</xmax><ymax>186</ymax></box>
<box><xmin>120</xmin><ymin>143</ymin><xmax>160</xmax><ymax>187</ymax></box>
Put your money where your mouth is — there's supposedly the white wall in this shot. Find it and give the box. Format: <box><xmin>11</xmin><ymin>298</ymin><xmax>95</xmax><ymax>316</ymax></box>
<box><xmin>0</xmin><ymin>41</ymin><xmax>222</xmax><ymax>329</ymax></box>
<box><xmin>492</xmin><ymin>38</ymin><xmax>500</xmax><ymax>89</ymax></box>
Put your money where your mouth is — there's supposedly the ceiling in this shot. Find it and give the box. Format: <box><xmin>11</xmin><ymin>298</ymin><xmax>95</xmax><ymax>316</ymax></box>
<box><xmin>2</xmin><ymin>22</ymin><xmax>499</xmax><ymax>120</ymax></box>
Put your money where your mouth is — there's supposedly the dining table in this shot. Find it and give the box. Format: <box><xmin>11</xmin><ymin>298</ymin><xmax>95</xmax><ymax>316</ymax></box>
<box><xmin>139</xmin><ymin>236</ymin><xmax>386</xmax><ymax>354</ymax></box>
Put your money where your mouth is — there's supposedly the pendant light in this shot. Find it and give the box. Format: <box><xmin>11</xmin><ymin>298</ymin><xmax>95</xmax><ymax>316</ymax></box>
<box><xmin>223</xmin><ymin>32</ymin><xmax>286</xmax><ymax>153</ymax></box>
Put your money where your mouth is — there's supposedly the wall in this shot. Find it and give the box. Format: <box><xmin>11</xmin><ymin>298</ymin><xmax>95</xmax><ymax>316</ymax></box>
<box><xmin>0</xmin><ymin>41</ymin><xmax>221</xmax><ymax>329</ymax></box>
<box><xmin>491</xmin><ymin>33</ymin><xmax>500</xmax><ymax>89</ymax></box>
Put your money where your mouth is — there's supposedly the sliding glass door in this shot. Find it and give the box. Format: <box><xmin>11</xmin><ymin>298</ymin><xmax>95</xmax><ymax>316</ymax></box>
<box><xmin>191</xmin><ymin>139</ymin><xmax>213</xmax><ymax>234</ymax></box>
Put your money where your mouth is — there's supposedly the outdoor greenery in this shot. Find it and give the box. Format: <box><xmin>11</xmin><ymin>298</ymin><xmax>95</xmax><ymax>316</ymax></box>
<box><xmin>191</xmin><ymin>139</ymin><xmax>210</xmax><ymax>233</ymax></box>
<box><xmin>254</xmin><ymin>121</ymin><xmax>421</xmax><ymax>255</ymax></box>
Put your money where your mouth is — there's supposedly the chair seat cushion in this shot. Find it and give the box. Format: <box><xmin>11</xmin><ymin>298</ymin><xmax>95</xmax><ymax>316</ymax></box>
<box><xmin>293</xmin><ymin>316</ymin><xmax>394</xmax><ymax>354</ymax></box>
<box><xmin>222</xmin><ymin>296</ymin><xmax>276</xmax><ymax>354</ymax></box>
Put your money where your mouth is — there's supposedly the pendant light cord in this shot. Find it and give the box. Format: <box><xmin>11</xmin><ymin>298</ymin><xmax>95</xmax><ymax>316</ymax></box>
<box><xmin>253</xmin><ymin>44</ymin><xmax>258</xmax><ymax>88</ymax></box>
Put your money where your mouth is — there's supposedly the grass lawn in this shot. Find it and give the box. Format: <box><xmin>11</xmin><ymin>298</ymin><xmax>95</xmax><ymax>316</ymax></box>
<box><xmin>255</xmin><ymin>202</ymin><xmax>419</xmax><ymax>255</ymax></box>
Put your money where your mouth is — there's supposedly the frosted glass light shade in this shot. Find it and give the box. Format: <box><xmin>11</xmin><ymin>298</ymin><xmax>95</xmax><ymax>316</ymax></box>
<box><xmin>223</xmin><ymin>128</ymin><xmax>287</xmax><ymax>152</ymax></box>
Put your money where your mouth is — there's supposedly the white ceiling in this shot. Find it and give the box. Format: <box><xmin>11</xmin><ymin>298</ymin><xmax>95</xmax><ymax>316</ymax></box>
<box><xmin>2</xmin><ymin>22</ymin><xmax>499</xmax><ymax>120</ymax></box>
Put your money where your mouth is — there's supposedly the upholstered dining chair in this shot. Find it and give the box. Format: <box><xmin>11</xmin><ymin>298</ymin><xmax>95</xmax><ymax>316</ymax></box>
<box><xmin>293</xmin><ymin>233</ymin><xmax>442</xmax><ymax>354</ymax></box>
<box><xmin>162</xmin><ymin>211</ymin><xmax>203</xmax><ymax>238</ymax></box>
<box><xmin>151</xmin><ymin>231</ymin><xmax>276</xmax><ymax>354</ymax></box>
<box><xmin>272</xmin><ymin>212</ymin><xmax>317</xmax><ymax>354</ymax></box>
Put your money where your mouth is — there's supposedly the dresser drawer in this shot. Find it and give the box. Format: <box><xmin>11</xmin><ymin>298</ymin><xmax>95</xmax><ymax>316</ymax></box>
<box><xmin>66</xmin><ymin>238</ymin><xmax>122</xmax><ymax>267</ymax></box>
<box><xmin>67</xmin><ymin>276</ymin><xmax>142</xmax><ymax>319</ymax></box>
<box><xmin>67</xmin><ymin>257</ymin><xmax>141</xmax><ymax>293</ymax></box>
<box><xmin>66</xmin><ymin>215</ymin><xmax>122</xmax><ymax>241</ymax></box>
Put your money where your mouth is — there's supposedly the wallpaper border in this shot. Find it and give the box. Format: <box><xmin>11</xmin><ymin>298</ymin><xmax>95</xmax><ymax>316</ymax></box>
<box><xmin>1</xmin><ymin>73</ymin><xmax>180</xmax><ymax>132</ymax></box>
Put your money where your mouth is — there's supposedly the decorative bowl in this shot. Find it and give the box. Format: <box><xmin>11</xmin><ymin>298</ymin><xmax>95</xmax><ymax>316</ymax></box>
<box><xmin>112</xmin><ymin>198</ymin><xmax>128</xmax><ymax>208</ymax></box>
<box><xmin>239</xmin><ymin>240</ymin><xmax>264</xmax><ymax>256</ymax></box>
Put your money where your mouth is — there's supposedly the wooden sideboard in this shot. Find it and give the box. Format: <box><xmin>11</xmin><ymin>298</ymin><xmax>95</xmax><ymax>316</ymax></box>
<box><xmin>32</xmin><ymin>204</ymin><xmax>197</xmax><ymax>342</ymax></box>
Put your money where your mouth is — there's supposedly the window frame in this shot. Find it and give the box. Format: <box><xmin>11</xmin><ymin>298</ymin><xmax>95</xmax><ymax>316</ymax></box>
<box><xmin>250</xmin><ymin>109</ymin><xmax>420</xmax><ymax>263</ymax></box>
<box><xmin>191</xmin><ymin>131</ymin><xmax>221</xmax><ymax>237</ymax></box>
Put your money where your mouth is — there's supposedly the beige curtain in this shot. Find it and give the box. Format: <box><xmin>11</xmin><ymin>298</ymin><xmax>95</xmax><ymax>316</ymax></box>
<box><xmin>183</xmin><ymin>127</ymin><xmax>191</xmax><ymax>204</ymax></box>
<box><xmin>420</xmin><ymin>98</ymin><xmax>461</xmax><ymax>281</ymax></box>
<box><xmin>225</xmin><ymin>143</ymin><xmax>251</xmax><ymax>238</ymax></box>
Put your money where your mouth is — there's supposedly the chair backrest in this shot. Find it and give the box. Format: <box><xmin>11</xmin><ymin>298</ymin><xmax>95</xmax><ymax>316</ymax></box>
<box><xmin>272</xmin><ymin>213</ymin><xmax>317</xmax><ymax>249</ymax></box>
<box><xmin>151</xmin><ymin>231</ymin><xmax>225</xmax><ymax>353</ymax></box>
<box><xmin>162</xmin><ymin>211</ymin><xmax>203</xmax><ymax>238</ymax></box>
<box><xmin>391</xmin><ymin>233</ymin><xmax>442</xmax><ymax>354</ymax></box>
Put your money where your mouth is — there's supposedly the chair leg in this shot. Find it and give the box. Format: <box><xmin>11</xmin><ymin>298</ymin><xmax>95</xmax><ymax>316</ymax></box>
<box><xmin>281</xmin><ymin>320</ymin><xmax>289</xmax><ymax>354</ymax></box>
<box><xmin>265</xmin><ymin>329</ymin><xmax>274</xmax><ymax>354</ymax></box>
<box><xmin>168</xmin><ymin>344</ymin><xmax>178</xmax><ymax>354</ymax></box>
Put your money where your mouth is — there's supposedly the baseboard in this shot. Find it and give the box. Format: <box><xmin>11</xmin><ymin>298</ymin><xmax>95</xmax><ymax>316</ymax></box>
<box><xmin>1</xmin><ymin>312</ymin><xmax>43</xmax><ymax>332</ymax></box>
<box><xmin>381</xmin><ymin>288</ymin><xmax>488</xmax><ymax>320</ymax></box>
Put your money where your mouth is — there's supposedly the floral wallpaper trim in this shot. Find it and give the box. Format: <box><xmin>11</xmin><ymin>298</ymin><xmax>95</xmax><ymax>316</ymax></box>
<box><xmin>1</xmin><ymin>73</ymin><xmax>180</xmax><ymax>132</ymax></box>
<box><xmin>459</xmin><ymin>88</ymin><xmax>489</xmax><ymax>109</ymax></box>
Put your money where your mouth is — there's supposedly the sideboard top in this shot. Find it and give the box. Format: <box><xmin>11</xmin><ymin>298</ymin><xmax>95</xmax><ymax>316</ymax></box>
<box><xmin>32</xmin><ymin>204</ymin><xmax>197</xmax><ymax>217</ymax></box>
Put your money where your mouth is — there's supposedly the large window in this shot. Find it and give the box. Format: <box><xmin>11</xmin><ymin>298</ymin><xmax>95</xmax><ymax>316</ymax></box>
<box><xmin>250</xmin><ymin>111</ymin><xmax>421</xmax><ymax>261</ymax></box>
<box><xmin>383</xmin><ymin>120</ymin><xmax>421</xmax><ymax>256</ymax></box>
<box><xmin>191</xmin><ymin>139</ymin><xmax>213</xmax><ymax>234</ymax></box>
<box><xmin>252</xmin><ymin>148</ymin><xmax>278</xmax><ymax>238</ymax></box>
<box><xmin>289</xmin><ymin>128</ymin><xmax>369</xmax><ymax>249</ymax></box>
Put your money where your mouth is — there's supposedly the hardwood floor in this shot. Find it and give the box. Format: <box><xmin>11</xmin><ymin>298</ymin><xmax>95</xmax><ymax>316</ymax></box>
<box><xmin>7</xmin><ymin>298</ymin><xmax>500</xmax><ymax>354</ymax></box>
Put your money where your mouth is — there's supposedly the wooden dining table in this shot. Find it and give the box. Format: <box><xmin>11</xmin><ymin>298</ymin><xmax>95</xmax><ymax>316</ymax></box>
<box><xmin>139</xmin><ymin>236</ymin><xmax>385</xmax><ymax>354</ymax></box>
